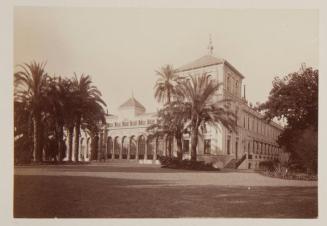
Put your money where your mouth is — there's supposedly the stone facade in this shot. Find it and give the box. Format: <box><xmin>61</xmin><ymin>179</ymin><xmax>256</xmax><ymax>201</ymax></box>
<box><xmin>63</xmin><ymin>53</ymin><xmax>283</xmax><ymax>169</ymax></box>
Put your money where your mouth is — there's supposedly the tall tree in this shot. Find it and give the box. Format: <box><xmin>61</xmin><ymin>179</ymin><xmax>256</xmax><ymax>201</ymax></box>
<box><xmin>14</xmin><ymin>100</ymin><xmax>33</xmax><ymax>163</ymax></box>
<box><xmin>147</xmin><ymin>101</ymin><xmax>189</xmax><ymax>159</ymax></box>
<box><xmin>43</xmin><ymin>76</ymin><xmax>74</xmax><ymax>161</ymax></box>
<box><xmin>14</xmin><ymin>61</ymin><xmax>49</xmax><ymax>162</ymax></box>
<box><xmin>154</xmin><ymin>64</ymin><xmax>180</xmax><ymax>104</ymax></box>
<box><xmin>258</xmin><ymin>67</ymin><xmax>318</xmax><ymax>172</ymax></box>
<box><xmin>259</xmin><ymin>67</ymin><xmax>318</xmax><ymax>130</ymax></box>
<box><xmin>71</xmin><ymin>74</ymin><xmax>106</xmax><ymax>162</ymax></box>
<box><xmin>180</xmin><ymin>73</ymin><xmax>236</xmax><ymax>161</ymax></box>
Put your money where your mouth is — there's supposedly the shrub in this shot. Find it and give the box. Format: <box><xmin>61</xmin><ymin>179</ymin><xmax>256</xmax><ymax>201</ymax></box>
<box><xmin>259</xmin><ymin>160</ymin><xmax>277</xmax><ymax>171</ymax></box>
<box><xmin>158</xmin><ymin>156</ymin><xmax>219</xmax><ymax>171</ymax></box>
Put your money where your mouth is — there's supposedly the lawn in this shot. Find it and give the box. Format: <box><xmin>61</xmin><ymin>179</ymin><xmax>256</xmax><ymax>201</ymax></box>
<box><xmin>14</xmin><ymin>173</ymin><xmax>317</xmax><ymax>218</ymax></box>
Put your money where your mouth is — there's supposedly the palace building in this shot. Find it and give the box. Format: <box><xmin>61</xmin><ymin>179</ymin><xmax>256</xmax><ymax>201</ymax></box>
<box><xmin>66</xmin><ymin>43</ymin><xmax>283</xmax><ymax>169</ymax></box>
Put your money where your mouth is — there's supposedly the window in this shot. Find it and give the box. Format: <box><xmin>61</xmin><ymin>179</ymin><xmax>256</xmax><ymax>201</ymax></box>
<box><xmin>147</xmin><ymin>119</ymin><xmax>155</xmax><ymax>124</ymax></box>
<box><xmin>227</xmin><ymin>75</ymin><xmax>231</xmax><ymax>92</ymax></box>
<box><xmin>243</xmin><ymin>115</ymin><xmax>246</xmax><ymax>128</ymax></box>
<box><xmin>204</xmin><ymin>139</ymin><xmax>211</xmax><ymax>154</ymax></box>
<box><xmin>227</xmin><ymin>137</ymin><xmax>231</xmax><ymax>155</ymax></box>
<box><xmin>138</xmin><ymin>120</ymin><xmax>146</xmax><ymax>125</ymax></box>
<box><xmin>130</xmin><ymin>121</ymin><xmax>137</xmax><ymax>126</ymax></box>
<box><xmin>183</xmin><ymin>140</ymin><xmax>189</xmax><ymax>153</ymax></box>
<box><xmin>235</xmin><ymin>81</ymin><xmax>239</xmax><ymax>96</ymax></box>
<box><xmin>235</xmin><ymin>140</ymin><xmax>239</xmax><ymax>159</ymax></box>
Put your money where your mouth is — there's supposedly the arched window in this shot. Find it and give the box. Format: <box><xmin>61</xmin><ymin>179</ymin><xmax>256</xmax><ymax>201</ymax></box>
<box><xmin>227</xmin><ymin>75</ymin><xmax>231</xmax><ymax>92</ymax></box>
<box><xmin>235</xmin><ymin>81</ymin><xmax>239</xmax><ymax>96</ymax></box>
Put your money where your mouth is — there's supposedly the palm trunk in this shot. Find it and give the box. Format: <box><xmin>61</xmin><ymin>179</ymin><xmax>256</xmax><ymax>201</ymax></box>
<box><xmin>57</xmin><ymin>124</ymin><xmax>64</xmax><ymax>162</ymax></box>
<box><xmin>67</xmin><ymin>126</ymin><xmax>74</xmax><ymax>161</ymax></box>
<box><xmin>190</xmin><ymin>127</ymin><xmax>199</xmax><ymax>162</ymax></box>
<box><xmin>167</xmin><ymin>91</ymin><xmax>171</xmax><ymax>104</ymax></box>
<box><xmin>74</xmin><ymin>117</ymin><xmax>81</xmax><ymax>162</ymax></box>
<box><xmin>168</xmin><ymin>136</ymin><xmax>172</xmax><ymax>157</ymax></box>
<box><xmin>32</xmin><ymin>114</ymin><xmax>41</xmax><ymax>162</ymax></box>
<box><xmin>39</xmin><ymin>123</ymin><xmax>45</xmax><ymax>161</ymax></box>
<box><xmin>175</xmin><ymin>134</ymin><xmax>183</xmax><ymax>160</ymax></box>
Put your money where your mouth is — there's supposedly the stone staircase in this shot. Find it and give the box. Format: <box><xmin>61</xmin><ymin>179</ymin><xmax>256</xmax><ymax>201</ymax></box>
<box><xmin>224</xmin><ymin>154</ymin><xmax>247</xmax><ymax>169</ymax></box>
<box><xmin>224</xmin><ymin>159</ymin><xmax>237</xmax><ymax>169</ymax></box>
<box><xmin>235</xmin><ymin>155</ymin><xmax>247</xmax><ymax>169</ymax></box>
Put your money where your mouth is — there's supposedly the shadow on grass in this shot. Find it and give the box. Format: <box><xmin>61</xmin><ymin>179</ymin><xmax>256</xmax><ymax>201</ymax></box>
<box><xmin>14</xmin><ymin>175</ymin><xmax>318</xmax><ymax>218</ymax></box>
<box><xmin>14</xmin><ymin>164</ymin><xmax>246</xmax><ymax>174</ymax></box>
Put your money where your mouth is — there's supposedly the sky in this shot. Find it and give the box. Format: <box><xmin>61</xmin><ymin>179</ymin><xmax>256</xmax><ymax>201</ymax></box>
<box><xmin>14</xmin><ymin>7</ymin><xmax>319</xmax><ymax>114</ymax></box>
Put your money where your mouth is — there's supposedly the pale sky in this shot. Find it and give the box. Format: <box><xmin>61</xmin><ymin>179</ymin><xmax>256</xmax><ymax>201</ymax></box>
<box><xmin>14</xmin><ymin>7</ymin><xmax>318</xmax><ymax>114</ymax></box>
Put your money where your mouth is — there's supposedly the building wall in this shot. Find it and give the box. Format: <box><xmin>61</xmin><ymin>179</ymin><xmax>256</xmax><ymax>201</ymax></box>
<box><xmin>63</xmin><ymin>59</ymin><xmax>284</xmax><ymax>169</ymax></box>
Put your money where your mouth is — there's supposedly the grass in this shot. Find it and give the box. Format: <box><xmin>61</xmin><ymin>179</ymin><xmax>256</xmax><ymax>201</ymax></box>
<box><xmin>14</xmin><ymin>174</ymin><xmax>318</xmax><ymax>218</ymax></box>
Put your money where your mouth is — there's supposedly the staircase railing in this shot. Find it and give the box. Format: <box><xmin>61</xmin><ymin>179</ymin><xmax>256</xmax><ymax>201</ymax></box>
<box><xmin>235</xmin><ymin>154</ymin><xmax>246</xmax><ymax>169</ymax></box>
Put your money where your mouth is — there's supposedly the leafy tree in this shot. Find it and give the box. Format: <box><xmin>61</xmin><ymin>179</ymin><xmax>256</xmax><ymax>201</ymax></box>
<box><xmin>14</xmin><ymin>61</ymin><xmax>49</xmax><ymax>162</ymax></box>
<box><xmin>154</xmin><ymin>64</ymin><xmax>180</xmax><ymax>104</ymax></box>
<box><xmin>71</xmin><ymin>74</ymin><xmax>106</xmax><ymax>162</ymax></box>
<box><xmin>179</xmin><ymin>73</ymin><xmax>237</xmax><ymax>161</ymax></box>
<box><xmin>259</xmin><ymin>68</ymin><xmax>318</xmax><ymax>130</ymax></box>
<box><xmin>259</xmin><ymin>67</ymin><xmax>318</xmax><ymax>172</ymax></box>
<box><xmin>14</xmin><ymin>101</ymin><xmax>33</xmax><ymax>163</ymax></box>
<box><xmin>147</xmin><ymin>101</ymin><xmax>189</xmax><ymax>160</ymax></box>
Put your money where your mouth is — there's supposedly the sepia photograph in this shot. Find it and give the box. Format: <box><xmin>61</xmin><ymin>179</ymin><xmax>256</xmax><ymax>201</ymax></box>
<box><xmin>2</xmin><ymin>0</ymin><xmax>323</xmax><ymax>222</ymax></box>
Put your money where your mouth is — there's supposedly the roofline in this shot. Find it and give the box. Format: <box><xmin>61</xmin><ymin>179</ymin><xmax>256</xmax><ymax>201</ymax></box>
<box><xmin>224</xmin><ymin>60</ymin><xmax>245</xmax><ymax>79</ymax></box>
<box><xmin>118</xmin><ymin>105</ymin><xmax>146</xmax><ymax>111</ymax></box>
<box><xmin>175</xmin><ymin>62</ymin><xmax>223</xmax><ymax>73</ymax></box>
<box><xmin>175</xmin><ymin>59</ymin><xmax>245</xmax><ymax>79</ymax></box>
<box><xmin>242</xmin><ymin>104</ymin><xmax>284</xmax><ymax>130</ymax></box>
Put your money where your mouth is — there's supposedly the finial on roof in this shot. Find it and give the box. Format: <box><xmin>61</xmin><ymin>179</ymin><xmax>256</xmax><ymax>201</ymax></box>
<box><xmin>132</xmin><ymin>89</ymin><xmax>134</xmax><ymax>98</ymax></box>
<box><xmin>299</xmin><ymin>62</ymin><xmax>307</xmax><ymax>74</ymax></box>
<box><xmin>207</xmin><ymin>34</ymin><xmax>214</xmax><ymax>55</ymax></box>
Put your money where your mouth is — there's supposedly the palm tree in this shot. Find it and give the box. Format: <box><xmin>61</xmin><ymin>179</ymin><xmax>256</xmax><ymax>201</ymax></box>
<box><xmin>147</xmin><ymin>101</ymin><xmax>189</xmax><ymax>159</ymax></box>
<box><xmin>154</xmin><ymin>64</ymin><xmax>180</xmax><ymax>104</ymax></box>
<box><xmin>180</xmin><ymin>73</ymin><xmax>237</xmax><ymax>161</ymax></box>
<box><xmin>44</xmin><ymin>76</ymin><xmax>74</xmax><ymax>161</ymax></box>
<box><xmin>14</xmin><ymin>61</ymin><xmax>48</xmax><ymax>162</ymax></box>
<box><xmin>154</xmin><ymin>65</ymin><xmax>182</xmax><ymax>156</ymax></box>
<box><xmin>71</xmin><ymin>73</ymin><xmax>106</xmax><ymax>162</ymax></box>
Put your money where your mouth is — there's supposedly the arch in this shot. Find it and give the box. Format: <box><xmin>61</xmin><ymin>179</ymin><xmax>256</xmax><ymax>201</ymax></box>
<box><xmin>165</xmin><ymin>135</ymin><xmax>173</xmax><ymax>157</ymax></box>
<box><xmin>130</xmin><ymin>136</ymin><xmax>137</xmax><ymax>159</ymax></box>
<box><xmin>156</xmin><ymin>136</ymin><xmax>165</xmax><ymax>157</ymax></box>
<box><xmin>114</xmin><ymin>136</ymin><xmax>120</xmax><ymax>159</ymax></box>
<box><xmin>122</xmin><ymin>136</ymin><xmax>129</xmax><ymax>159</ymax></box>
<box><xmin>86</xmin><ymin>137</ymin><xmax>91</xmax><ymax>160</ymax></box>
<box><xmin>147</xmin><ymin>135</ymin><xmax>155</xmax><ymax>160</ymax></box>
<box><xmin>138</xmin><ymin>135</ymin><xmax>146</xmax><ymax>159</ymax></box>
<box><xmin>91</xmin><ymin>135</ymin><xmax>99</xmax><ymax>160</ymax></box>
<box><xmin>106</xmin><ymin>137</ymin><xmax>113</xmax><ymax>159</ymax></box>
<box><xmin>80</xmin><ymin>138</ymin><xmax>85</xmax><ymax>161</ymax></box>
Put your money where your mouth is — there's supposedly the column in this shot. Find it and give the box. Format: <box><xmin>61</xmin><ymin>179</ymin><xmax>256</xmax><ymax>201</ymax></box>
<box><xmin>144</xmin><ymin>137</ymin><xmax>148</xmax><ymax>160</ymax></box>
<box><xmin>112</xmin><ymin>139</ymin><xmax>115</xmax><ymax>160</ymax></box>
<box><xmin>104</xmin><ymin>129</ymin><xmax>108</xmax><ymax>161</ymax></box>
<box><xmin>97</xmin><ymin>132</ymin><xmax>102</xmax><ymax>161</ymax></box>
<box><xmin>136</xmin><ymin>139</ymin><xmax>139</xmax><ymax>160</ymax></box>
<box><xmin>163</xmin><ymin>136</ymin><xmax>167</xmax><ymax>157</ymax></box>
<box><xmin>127</xmin><ymin>139</ymin><xmax>130</xmax><ymax>160</ymax></box>
<box><xmin>119</xmin><ymin>138</ymin><xmax>123</xmax><ymax>159</ymax></box>
<box><xmin>153</xmin><ymin>138</ymin><xmax>157</xmax><ymax>161</ymax></box>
